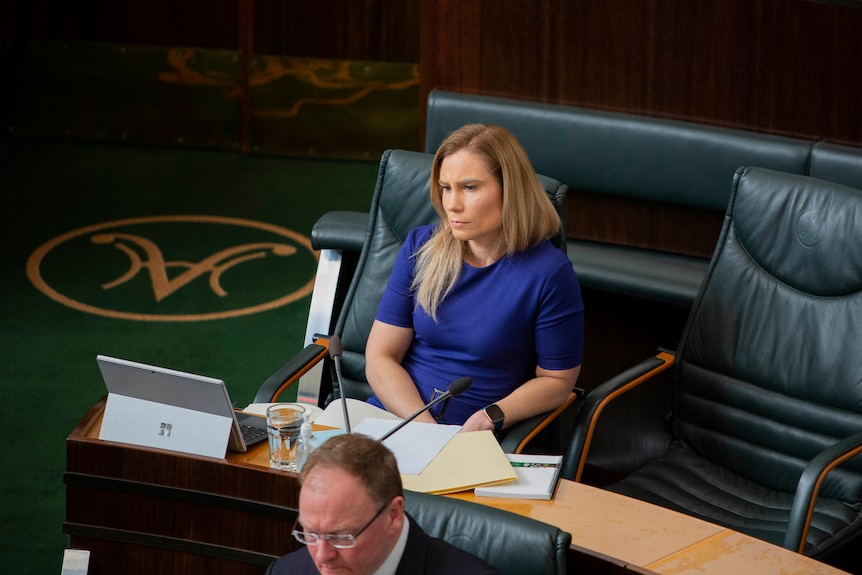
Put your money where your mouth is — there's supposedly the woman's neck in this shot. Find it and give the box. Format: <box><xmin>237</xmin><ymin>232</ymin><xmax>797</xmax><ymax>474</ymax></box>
<box><xmin>463</xmin><ymin>240</ymin><xmax>504</xmax><ymax>268</ymax></box>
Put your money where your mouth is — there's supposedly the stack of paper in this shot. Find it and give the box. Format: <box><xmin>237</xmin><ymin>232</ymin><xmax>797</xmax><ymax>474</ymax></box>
<box><xmin>249</xmin><ymin>397</ymin><xmax>518</xmax><ymax>495</ymax></box>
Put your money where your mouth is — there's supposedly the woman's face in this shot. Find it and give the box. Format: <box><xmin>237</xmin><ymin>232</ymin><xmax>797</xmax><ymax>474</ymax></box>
<box><xmin>438</xmin><ymin>150</ymin><xmax>504</xmax><ymax>253</ymax></box>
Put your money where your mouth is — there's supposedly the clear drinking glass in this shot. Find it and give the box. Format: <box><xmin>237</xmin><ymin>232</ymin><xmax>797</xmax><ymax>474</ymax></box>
<box><xmin>266</xmin><ymin>403</ymin><xmax>307</xmax><ymax>471</ymax></box>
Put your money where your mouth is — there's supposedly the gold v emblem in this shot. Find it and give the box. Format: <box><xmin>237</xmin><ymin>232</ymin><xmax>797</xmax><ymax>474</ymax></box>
<box><xmin>92</xmin><ymin>232</ymin><xmax>297</xmax><ymax>301</ymax></box>
<box><xmin>27</xmin><ymin>215</ymin><xmax>316</xmax><ymax>322</ymax></box>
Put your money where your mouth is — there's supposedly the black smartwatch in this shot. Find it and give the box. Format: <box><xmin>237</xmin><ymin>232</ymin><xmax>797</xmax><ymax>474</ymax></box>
<box><xmin>483</xmin><ymin>404</ymin><xmax>505</xmax><ymax>433</ymax></box>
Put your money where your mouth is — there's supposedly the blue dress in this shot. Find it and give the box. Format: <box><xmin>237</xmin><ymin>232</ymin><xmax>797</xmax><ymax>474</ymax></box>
<box><xmin>368</xmin><ymin>224</ymin><xmax>584</xmax><ymax>425</ymax></box>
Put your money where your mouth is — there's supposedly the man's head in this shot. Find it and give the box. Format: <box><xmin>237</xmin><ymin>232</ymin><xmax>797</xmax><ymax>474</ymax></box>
<box><xmin>294</xmin><ymin>433</ymin><xmax>405</xmax><ymax>575</ymax></box>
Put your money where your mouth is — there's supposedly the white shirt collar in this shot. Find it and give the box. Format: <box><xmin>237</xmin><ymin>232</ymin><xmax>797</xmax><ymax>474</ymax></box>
<box><xmin>371</xmin><ymin>513</ymin><xmax>410</xmax><ymax>575</ymax></box>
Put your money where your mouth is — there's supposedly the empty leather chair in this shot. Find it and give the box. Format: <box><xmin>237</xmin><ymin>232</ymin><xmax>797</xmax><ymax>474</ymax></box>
<box><xmin>562</xmin><ymin>167</ymin><xmax>862</xmax><ymax>563</ymax></box>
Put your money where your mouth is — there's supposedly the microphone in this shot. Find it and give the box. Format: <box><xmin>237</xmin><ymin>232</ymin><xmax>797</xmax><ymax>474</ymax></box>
<box><xmin>329</xmin><ymin>335</ymin><xmax>351</xmax><ymax>433</ymax></box>
<box><xmin>377</xmin><ymin>377</ymin><xmax>472</xmax><ymax>443</ymax></box>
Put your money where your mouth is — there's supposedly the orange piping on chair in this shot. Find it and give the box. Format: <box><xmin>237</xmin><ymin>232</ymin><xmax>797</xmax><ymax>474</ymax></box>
<box><xmin>269</xmin><ymin>336</ymin><xmax>330</xmax><ymax>401</ymax></box>
<box><xmin>574</xmin><ymin>351</ymin><xmax>676</xmax><ymax>483</ymax></box>
<box><xmin>796</xmin><ymin>442</ymin><xmax>862</xmax><ymax>553</ymax></box>
<box><xmin>513</xmin><ymin>391</ymin><xmax>580</xmax><ymax>454</ymax></box>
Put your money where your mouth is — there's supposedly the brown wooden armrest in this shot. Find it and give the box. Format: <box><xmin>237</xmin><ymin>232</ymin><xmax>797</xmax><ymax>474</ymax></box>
<box><xmin>253</xmin><ymin>335</ymin><xmax>330</xmax><ymax>403</ymax></box>
<box><xmin>561</xmin><ymin>350</ymin><xmax>675</xmax><ymax>482</ymax></box>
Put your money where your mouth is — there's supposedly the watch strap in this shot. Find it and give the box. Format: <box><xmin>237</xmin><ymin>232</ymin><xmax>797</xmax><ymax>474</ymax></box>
<box><xmin>483</xmin><ymin>404</ymin><xmax>505</xmax><ymax>433</ymax></box>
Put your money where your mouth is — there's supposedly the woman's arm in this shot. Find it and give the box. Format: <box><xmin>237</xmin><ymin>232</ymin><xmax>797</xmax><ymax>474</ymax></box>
<box><xmin>459</xmin><ymin>364</ymin><xmax>581</xmax><ymax>433</ymax></box>
<box><xmin>365</xmin><ymin>319</ymin><xmax>437</xmax><ymax>423</ymax></box>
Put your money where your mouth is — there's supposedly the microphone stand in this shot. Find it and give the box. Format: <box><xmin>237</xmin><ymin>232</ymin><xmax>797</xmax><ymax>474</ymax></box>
<box><xmin>329</xmin><ymin>335</ymin><xmax>351</xmax><ymax>433</ymax></box>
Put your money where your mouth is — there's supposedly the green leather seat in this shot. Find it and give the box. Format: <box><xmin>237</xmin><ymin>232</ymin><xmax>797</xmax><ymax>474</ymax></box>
<box><xmin>562</xmin><ymin>167</ymin><xmax>862</xmax><ymax>563</ymax></box>
<box><xmin>404</xmin><ymin>490</ymin><xmax>570</xmax><ymax>575</ymax></box>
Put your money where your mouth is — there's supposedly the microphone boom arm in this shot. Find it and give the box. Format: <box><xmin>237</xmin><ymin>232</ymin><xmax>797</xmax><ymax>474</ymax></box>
<box><xmin>377</xmin><ymin>377</ymin><xmax>472</xmax><ymax>443</ymax></box>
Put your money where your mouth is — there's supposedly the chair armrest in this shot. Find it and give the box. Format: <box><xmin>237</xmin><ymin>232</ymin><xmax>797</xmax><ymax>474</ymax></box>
<box><xmin>253</xmin><ymin>336</ymin><xmax>331</xmax><ymax>403</ymax></box>
<box><xmin>500</xmin><ymin>389</ymin><xmax>584</xmax><ymax>454</ymax></box>
<box><xmin>561</xmin><ymin>349</ymin><xmax>676</xmax><ymax>482</ymax></box>
<box><xmin>784</xmin><ymin>429</ymin><xmax>862</xmax><ymax>553</ymax></box>
<box><xmin>311</xmin><ymin>211</ymin><xmax>369</xmax><ymax>252</ymax></box>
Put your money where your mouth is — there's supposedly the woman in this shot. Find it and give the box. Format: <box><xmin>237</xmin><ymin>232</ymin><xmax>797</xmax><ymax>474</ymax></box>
<box><xmin>365</xmin><ymin>124</ymin><xmax>584</xmax><ymax>433</ymax></box>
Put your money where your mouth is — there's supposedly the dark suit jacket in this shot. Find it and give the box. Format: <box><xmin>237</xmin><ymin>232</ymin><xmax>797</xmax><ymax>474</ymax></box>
<box><xmin>265</xmin><ymin>514</ymin><xmax>499</xmax><ymax>575</ymax></box>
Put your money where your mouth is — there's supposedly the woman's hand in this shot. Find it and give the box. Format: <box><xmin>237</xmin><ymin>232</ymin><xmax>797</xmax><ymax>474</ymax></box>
<box><xmin>459</xmin><ymin>410</ymin><xmax>496</xmax><ymax>433</ymax></box>
<box><xmin>365</xmin><ymin>320</ymin><xmax>437</xmax><ymax>423</ymax></box>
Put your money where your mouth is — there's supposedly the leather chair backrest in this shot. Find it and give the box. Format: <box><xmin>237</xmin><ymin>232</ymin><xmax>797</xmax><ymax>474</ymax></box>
<box><xmin>403</xmin><ymin>490</ymin><xmax>570</xmax><ymax>575</ymax></box>
<box><xmin>675</xmin><ymin>167</ymin><xmax>862</xmax><ymax>496</ymax></box>
<box><xmin>333</xmin><ymin>149</ymin><xmax>567</xmax><ymax>400</ymax></box>
<box><xmin>426</xmin><ymin>89</ymin><xmax>812</xmax><ymax>211</ymax></box>
<box><xmin>809</xmin><ymin>141</ymin><xmax>862</xmax><ymax>191</ymax></box>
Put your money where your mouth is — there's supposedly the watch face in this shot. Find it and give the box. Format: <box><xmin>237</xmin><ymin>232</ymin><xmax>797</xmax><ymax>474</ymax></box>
<box><xmin>485</xmin><ymin>404</ymin><xmax>504</xmax><ymax>422</ymax></box>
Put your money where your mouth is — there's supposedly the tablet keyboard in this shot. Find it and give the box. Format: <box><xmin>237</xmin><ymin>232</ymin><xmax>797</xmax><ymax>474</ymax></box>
<box><xmin>241</xmin><ymin>423</ymin><xmax>268</xmax><ymax>445</ymax></box>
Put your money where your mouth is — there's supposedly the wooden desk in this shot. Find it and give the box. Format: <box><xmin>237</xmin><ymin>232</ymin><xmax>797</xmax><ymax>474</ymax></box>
<box><xmin>449</xmin><ymin>480</ymin><xmax>723</xmax><ymax>568</ymax></box>
<box><xmin>449</xmin><ymin>482</ymin><xmax>849</xmax><ymax>575</ymax></box>
<box><xmin>65</xmin><ymin>398</ymin><xmax>302</xmax><ymax>575</ymax></box>
<box><xmin>646</xmin><ymin>529</ymin><xmax>850</xmax><ymax>575</ymax></box>
<box><xmin>67</xmin><ymin>399</ymin><xmax>850</xmax><ymax>575</ymax></box>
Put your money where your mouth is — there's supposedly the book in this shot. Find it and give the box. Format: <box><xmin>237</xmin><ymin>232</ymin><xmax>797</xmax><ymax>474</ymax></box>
<box><xmin>473</xmin><ymin>453</ymin><xmax>563</xmax><ymax>500</ymax></box>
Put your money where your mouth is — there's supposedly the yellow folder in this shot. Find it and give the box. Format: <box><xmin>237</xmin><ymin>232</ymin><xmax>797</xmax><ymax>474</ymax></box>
<box><xmin>402</xmin><ymin>430</ymin><xmax>517</xmax><ymax>494</ymax></box>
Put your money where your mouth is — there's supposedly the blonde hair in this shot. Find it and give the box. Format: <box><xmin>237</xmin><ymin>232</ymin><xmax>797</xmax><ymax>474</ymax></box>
<box><xmin>413</xmin><ymin>124</ymin><xmax>561</xmax><ymax>320</ymax></box>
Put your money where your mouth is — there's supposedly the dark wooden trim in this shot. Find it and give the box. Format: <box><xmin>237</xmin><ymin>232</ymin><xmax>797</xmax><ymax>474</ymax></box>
<box><xmin>64</xmin><ymin>472</ymin><xmax>299</xmax><ymax>521</ymax></box>
<box><xmin>63</xmin><ymin>523</ymin><xmax>278</xmax><ymax>566</ymax></box>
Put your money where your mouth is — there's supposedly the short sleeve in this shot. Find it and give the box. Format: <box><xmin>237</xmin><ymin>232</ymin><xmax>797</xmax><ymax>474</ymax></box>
<box><xmin>374</xmin><ymin>225</ymin><xmax>435</xmax><ymax>328</ymax></box>
<box><xmin>535</xmin><ymin>259</ymin><xmax>585</xmax><ymax>370</ymax></box>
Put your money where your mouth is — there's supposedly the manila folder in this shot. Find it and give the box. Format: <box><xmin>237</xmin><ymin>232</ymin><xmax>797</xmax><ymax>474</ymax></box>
<box><xmin>402</xmin><ymin>430</ymin><xmax>516</xmax><ymax>495</ymax></box>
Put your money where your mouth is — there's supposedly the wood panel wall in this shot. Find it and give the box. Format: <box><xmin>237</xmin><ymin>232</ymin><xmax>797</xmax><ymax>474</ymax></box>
<box><xmin>1</xmin><ymin>0</ymin><xmax>422</xmax><ymax>156</ymax></box>
<box><xmin>250</xmin><ymin>0</ymin><xmax>419</xmax><ymax>62</ymax></box>
<box><xmin>419</xmin><ymin>0</ymin><xmax>862</xmax><ymax>146</ymax></box>
<box><xmin>6</xmin><ymin>0</ymin><xmax>858</xmax><ymax>144</ymax></box>
<box><xmin>3</xmin><ymin>0</ymin><xmax>420</xmax><ymax>61</ymax></box>
<box><xmin>3</xmin><ymin>0</ymin><xmax>240</xmax><ymax>49</ymax></box>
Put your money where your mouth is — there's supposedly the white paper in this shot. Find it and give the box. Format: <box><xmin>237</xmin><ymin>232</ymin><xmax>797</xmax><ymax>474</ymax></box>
<box><xmin>313</xmin><ymin>398</ymin><xmax>401</xmax><ymax>429</ymax></box>
<box><xmin>351</xmin><ymin>418</ymin><xmax>460</xmax><ymax>475</ymax></box>
<box><xmin>61</xmin><ymin>549</ymin><xmax>90</xmax><ymax>575</ymax></box>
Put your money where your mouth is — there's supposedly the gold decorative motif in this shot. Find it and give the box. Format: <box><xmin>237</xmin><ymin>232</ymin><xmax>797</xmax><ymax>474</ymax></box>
<box><xmin>27</xmin><ymin>215</ymin><xmax>316</xmax><ymax>322</ymax></box>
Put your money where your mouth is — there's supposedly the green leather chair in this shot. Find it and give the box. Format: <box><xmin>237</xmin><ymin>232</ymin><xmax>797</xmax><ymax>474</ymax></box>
<box><xmin>403</xmin><ymin>490</ymin><xmax>570</xmax><ymax>575</ymax></box>
<box><xmin>255</xmin><ymin>149</ymin><xmax>580</xmax><ymax>453</ymax></box>
<box><xmin>561</xmin><ymin>167</ymin><xmax>862</xmax><ymax>564</ymax></box>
